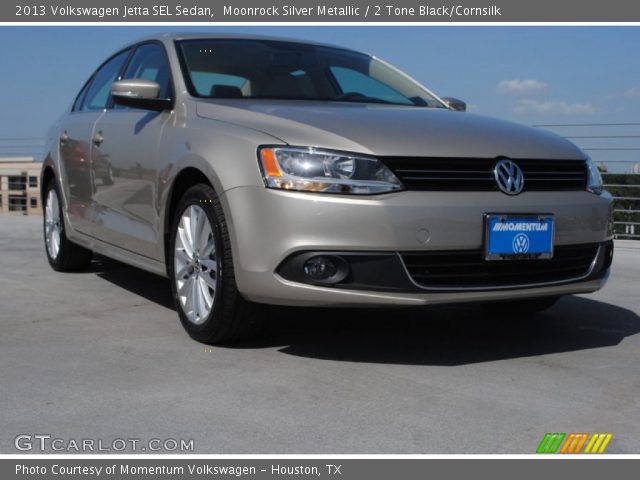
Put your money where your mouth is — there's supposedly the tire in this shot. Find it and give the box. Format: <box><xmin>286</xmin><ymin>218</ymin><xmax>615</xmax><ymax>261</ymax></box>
<box><xmin>43</xmin><ymin>178</ymin><xmax>93</xmax><ymax>271</ymax></box>
<box><xmin>168</xmin><ymin>184</ymin><xmax>264</xmax><ymax>344</ymax></box>
<box><xmin>482</xmin><ymin>296</ymin><xmax>561</xmax><ymax>315</ymax></box>
<box><xmin>102</xmin><ymin>165</ymin><xmax>114</xmax><ymax>186</ymax></box>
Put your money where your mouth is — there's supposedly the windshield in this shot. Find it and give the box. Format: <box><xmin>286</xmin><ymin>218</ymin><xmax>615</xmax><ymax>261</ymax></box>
<box><xmin>176</xmin><ymin>39</ymin><xmax>446</xmax><ymax>108</ymax></box>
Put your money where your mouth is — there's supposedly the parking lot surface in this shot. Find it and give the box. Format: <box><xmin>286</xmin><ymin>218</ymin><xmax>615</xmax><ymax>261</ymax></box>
<box><xmin>1</xmin><ymin>215</ymin><xmax>638</xmax><ymax>453</ymax></box>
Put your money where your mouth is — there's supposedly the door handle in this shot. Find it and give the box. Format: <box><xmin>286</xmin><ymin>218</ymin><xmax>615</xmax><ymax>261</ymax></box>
<box><xmin>92</xmin><ymin>131</ymin><xmax>104</xmax><ymax>147</ymax></box>
<box><xmin>59</xmin><ymin>131</ymin><xmax>69</xmax><ymax>146</ymax></box>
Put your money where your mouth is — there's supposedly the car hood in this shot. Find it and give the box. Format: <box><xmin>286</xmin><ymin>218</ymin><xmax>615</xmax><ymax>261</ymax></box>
<box><xmin>195</xmin><ymin>99</ymin><xmax>584</xmax><ymax>159</ymax></box>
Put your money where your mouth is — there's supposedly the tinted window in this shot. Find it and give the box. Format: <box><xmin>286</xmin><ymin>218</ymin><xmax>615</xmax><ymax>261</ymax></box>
<box><xmin>191</xmin><ymin>72</ymin><xmax>249</xmax><ymax>97</ymax></box>
<box><xmin>330</xmin><ymin>66</ymin><xmax>413</xmax><ymax>106</ymax></box>
<box><xmin>177</xmin><ymin>39</ymin><xmax>444</xmax><ymax>107</ymax></box>
<box><xmin>121</xmin><ymin>43</ymin><xmax>172</xmax><ymax>100</ymax></box>
<box><xmin>81</xmin><ymin>50</ymin><xmax>130</xmax><ymax>111</ymax></box>
<box><xmin>72</xmin><ymin>79</ymin><xmax>91</xmax><ymax>112</ymax></box>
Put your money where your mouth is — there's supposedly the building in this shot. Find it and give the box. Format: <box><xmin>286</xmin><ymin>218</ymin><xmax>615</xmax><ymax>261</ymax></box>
<box><xmin>631</xmin><ymin>163</ymin><xmax>640</xmax><ymax>174</ymax></box>
<box><xmin>0</xmin><ymin>157</ymin><xmax>42</xmax><ymax>215</ymax></box>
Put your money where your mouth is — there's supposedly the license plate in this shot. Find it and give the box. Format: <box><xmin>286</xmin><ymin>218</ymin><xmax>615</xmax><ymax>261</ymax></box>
<box><xmin>485</xmin><ymin>214</ymin><xmax>554</xmax><ymax>260</ymax></box>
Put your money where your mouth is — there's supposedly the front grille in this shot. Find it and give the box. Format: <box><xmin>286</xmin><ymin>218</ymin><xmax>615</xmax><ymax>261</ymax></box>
<box><xmin>381</xmin><ymin>157</ymin><xmax>587</xmax><ymax>192</ymax></box>
<box><xmin>401</xmin><ymin>243</ymin><xmax>599</xmax><ymax>289</ymax></box>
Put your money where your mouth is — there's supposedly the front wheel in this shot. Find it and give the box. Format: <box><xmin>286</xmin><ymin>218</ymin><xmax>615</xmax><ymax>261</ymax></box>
<box><xmin>43</xmin><ymin>178</ymin><xmax>92</xmax><ymax>271</ymax></box>
<box><xmin>168</xmin><ymin>184</ymin><xmax>264</xmax><ymax>344</ymax></box>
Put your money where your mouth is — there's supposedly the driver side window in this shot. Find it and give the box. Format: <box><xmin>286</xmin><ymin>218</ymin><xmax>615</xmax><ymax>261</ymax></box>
<box><xmin>80</xmin><ymin>49</ymin><xmax>130</xmax><ymax>111</ymax></box>
<box><xmin>120</xmin><ymin>43</ymin><xmax>172</xmax><ymax>101</ymax></box>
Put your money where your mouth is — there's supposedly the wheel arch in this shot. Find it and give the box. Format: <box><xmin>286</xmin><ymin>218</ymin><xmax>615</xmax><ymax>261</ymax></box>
<box><xmin>163</xmin><ymin>167</ymin><xmax>214</xmax><ymax>271</ymax></box>
<box><xmin>40</xmin><ymin>155</ymin><xmax>58</xmax><ymax>209</ymax></box>
<box><xmin>41</xmin><ymin>166</ymin><xmax>56</xmax><ymax>203</ymax></box>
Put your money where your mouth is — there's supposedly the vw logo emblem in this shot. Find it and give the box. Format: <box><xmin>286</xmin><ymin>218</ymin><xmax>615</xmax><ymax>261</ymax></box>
<box><xmin>494</xmin><ymin>159</ymin><xmax>524</xmax><ymax>195</ymax></box>
<box><xmin>512</xmin><ymin>233</ymin><xmax>530</xmax><ymax>253</ymax></box>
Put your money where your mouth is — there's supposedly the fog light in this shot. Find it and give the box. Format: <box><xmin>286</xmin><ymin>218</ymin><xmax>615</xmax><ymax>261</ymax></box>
<box><xmin>304</xmin><ymin>256</ymin><xmax>338</xmax><ymax>280</ymax></box>
<box><xmin>302</xmin><ymin>255</ymin><xmax>348</xmax><ymax>284</ymax></box>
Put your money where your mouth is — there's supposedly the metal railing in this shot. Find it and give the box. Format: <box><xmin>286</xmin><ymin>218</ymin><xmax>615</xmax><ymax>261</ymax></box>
<box><xmin>0</xmin><ymin>137</ymin><xmax>45</xmax><ymax>158</ymax></box>
<box><xmin>533</xmin><ymin>122</ymin><xmax>640</xmax><ymax>241</ymax></box>
<box><xmin>603</xmin><ymin>176</ymin><xmax>640</xmax><ymax>239</ymax></box>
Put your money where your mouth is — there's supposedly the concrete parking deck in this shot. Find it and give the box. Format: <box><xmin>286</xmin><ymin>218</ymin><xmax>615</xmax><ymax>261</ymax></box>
<box><xmin>0</xmin><ymin>215</ymin><xmax>638</xmax><ymax>454</ymax></box>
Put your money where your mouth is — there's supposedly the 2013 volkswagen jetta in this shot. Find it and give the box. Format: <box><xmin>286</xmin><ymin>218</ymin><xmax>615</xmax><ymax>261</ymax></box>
<box><xmin>41</xmin><ymin>33</ymin><xmax>614</xmax><ymax>344</ymax></box>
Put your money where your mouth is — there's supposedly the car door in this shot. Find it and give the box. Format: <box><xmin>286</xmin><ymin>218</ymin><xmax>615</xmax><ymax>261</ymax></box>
<box><xmin>58</xmin><ymin>49</ymin><xmax>130</xmax><ymax>233</ymax></box>
<box><xmin>88</xmin><ymin>42</ymin><xmax>174</xmax><ymax>259</ymax></box>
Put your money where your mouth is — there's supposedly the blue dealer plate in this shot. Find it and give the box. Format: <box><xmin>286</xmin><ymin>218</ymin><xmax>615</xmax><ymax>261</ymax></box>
<box><xmin>485</xmin><ymin>214</ymin><xmax>554</xmax><ymax>260</ymax></box>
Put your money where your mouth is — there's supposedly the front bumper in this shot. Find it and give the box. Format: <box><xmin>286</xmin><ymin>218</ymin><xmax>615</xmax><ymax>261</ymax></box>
<box><xmin>221</xmin><ymin>186</ymin><xmax>613</xmax><ymax>307</ymax></box>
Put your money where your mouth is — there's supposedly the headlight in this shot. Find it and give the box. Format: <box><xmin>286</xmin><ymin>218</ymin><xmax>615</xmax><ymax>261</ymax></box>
<box><xmin>258</xmin><ymin>147</ymin><xmax>404</xmax><ymax>194</ymax></box>
<box><xmin>585</xmin><ymin>155</ymin><xmax>603</xmax><ymax>195</ymax></box>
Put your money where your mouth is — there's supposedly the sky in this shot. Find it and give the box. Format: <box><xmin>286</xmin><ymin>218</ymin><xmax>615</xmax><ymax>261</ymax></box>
<box><xmin>0</xmin><ymin>26</ymin><xmax>638</xmax><ymax>172</ymax></box>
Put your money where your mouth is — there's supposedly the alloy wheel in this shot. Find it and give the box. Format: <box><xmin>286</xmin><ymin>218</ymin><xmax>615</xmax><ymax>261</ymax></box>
<box><xmin>45</xmin><ymin>189</ymin><xmax>62</xmax><ymax>260</ymax></box>
<box><xmin>174</xmin><ymin>205</ymin><xmax>218</xmax><ymax>324</ymax></box>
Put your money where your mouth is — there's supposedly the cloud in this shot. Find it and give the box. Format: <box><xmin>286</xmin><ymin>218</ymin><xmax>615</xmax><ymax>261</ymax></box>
<box><xmin>624</xmin><ymin>86</ymin><xmax>640</xmax><ymax>98</ymax></box>
<box><xmin>513</xmin><ymin>99</ymin><xmax>596</xmax><ymax>116</ymax></box>
<box><xmin>497</xmin><ymin>79</ymin><xmax>548</xmax><ymax>95</ymax></box>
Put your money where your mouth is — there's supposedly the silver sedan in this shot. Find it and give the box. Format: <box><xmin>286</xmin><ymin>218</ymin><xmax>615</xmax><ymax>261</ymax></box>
<box><xmin>41</xmin><ymin>33</ymin><xmax>614</xmax><ymax>344</ymax></box>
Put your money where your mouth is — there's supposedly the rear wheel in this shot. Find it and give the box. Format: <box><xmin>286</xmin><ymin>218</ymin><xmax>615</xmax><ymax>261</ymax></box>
<box><xmin>43</xmin><ymin>179</ymin><xmax>92</xmax><ymax>271</ymax></box>
<box><xmin>169</xmin><ymin>184</ymin><xmax>264</xmax><ymax>344</ymax></box>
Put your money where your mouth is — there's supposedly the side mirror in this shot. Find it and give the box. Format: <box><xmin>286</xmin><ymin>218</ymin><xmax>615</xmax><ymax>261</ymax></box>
<box><xmin>441</xmin><ymin>97</ymin><xmax>466</xmax><ymax>112</ymax></box>
<box><xmin>111</xmin><ymin>79</ymin><xmax>172</xmax><ymax>111</ymax></box>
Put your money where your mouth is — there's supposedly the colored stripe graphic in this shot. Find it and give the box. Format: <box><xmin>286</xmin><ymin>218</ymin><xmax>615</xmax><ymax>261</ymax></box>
<box><xmin>584</xmin><ymin>433</ymin><xmax>613</xmax><ymax>454</ymax></box>
<box><xmin>537</xmin><ymin>433</ymin><xmax>565</xmax><ymax>453</ymax></box>
<box><xmin>537</xmin><ymin>433</ymin><xmax>613</xmax><ymax>454</ymax></box>
<box><xmin>559</xmin><ymin>433</ymin><xmax>589</xmax><ymax>454</ymax></box>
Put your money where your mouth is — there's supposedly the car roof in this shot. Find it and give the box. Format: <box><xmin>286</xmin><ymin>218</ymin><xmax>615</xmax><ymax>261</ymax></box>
<box><xmin>124</xmin><ymin>32</ymin><xmax>367</xmax><ymax>55</ymax></box>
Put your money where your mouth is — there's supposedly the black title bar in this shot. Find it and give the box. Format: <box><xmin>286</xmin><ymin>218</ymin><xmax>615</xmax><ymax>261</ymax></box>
<box><xmin>4</xmin><ymin>0</ymin><xmax>640</xmax><ymax>23</ymax></box>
